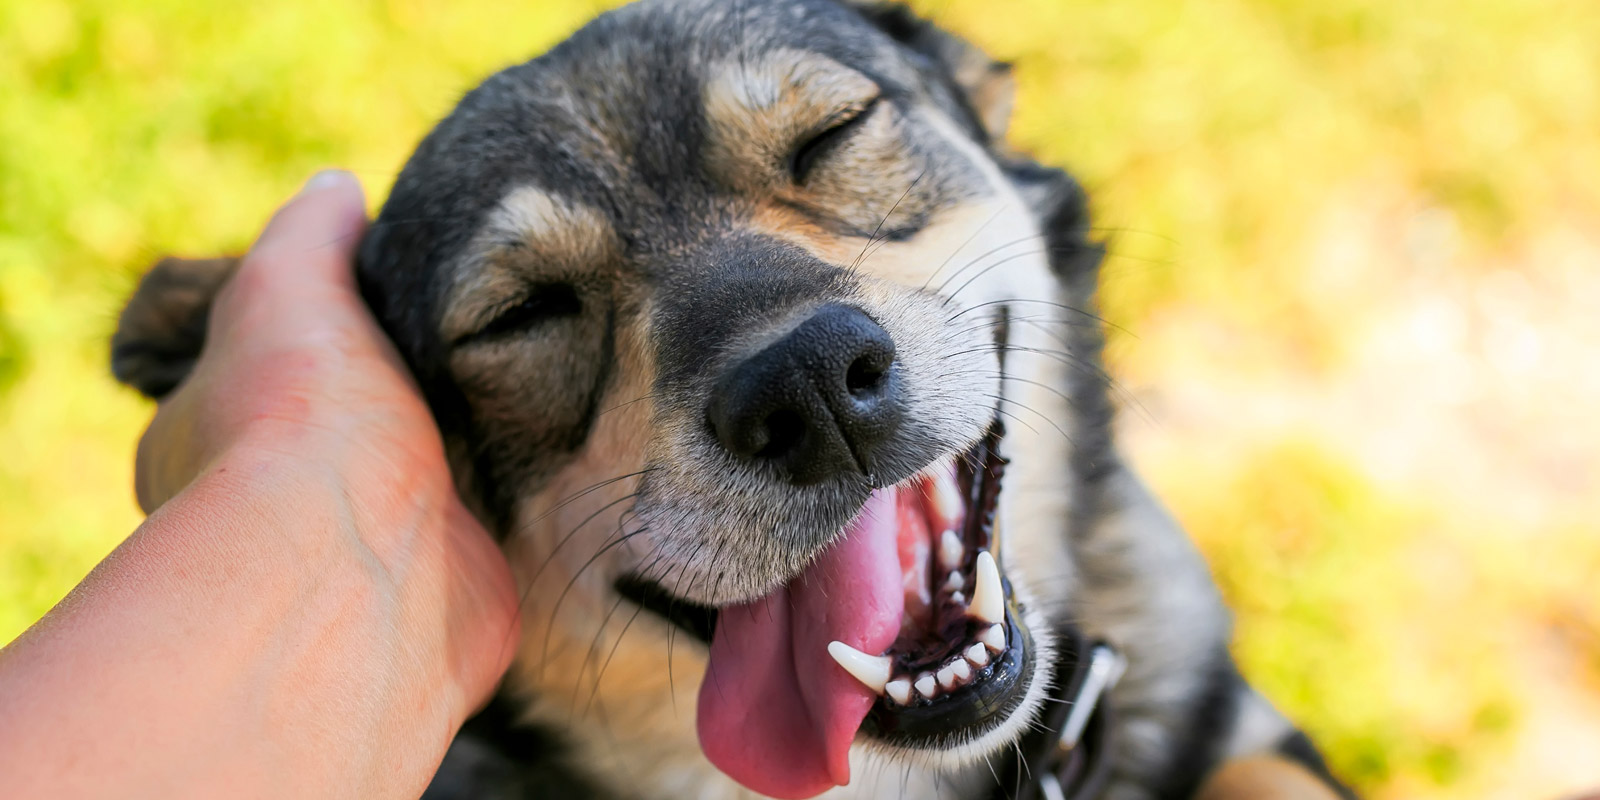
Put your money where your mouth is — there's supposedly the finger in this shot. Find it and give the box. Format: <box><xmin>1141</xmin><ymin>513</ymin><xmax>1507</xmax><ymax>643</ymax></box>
<box><xmin>210</xmin><ymin>171</ymin><xmax>369</xmax><ymax>336</ymax></box>
<box><xmin>246</xmin><ymin>170</ymin><xmax>368</xmax><ymax>291</ymax></box>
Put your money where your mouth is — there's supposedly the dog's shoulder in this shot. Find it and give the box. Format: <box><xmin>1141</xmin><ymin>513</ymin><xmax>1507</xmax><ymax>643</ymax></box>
<box><xmin>1074</xmin><ymin>467</ymin><xmax>1354</xmax><ymax>798</ymax></box>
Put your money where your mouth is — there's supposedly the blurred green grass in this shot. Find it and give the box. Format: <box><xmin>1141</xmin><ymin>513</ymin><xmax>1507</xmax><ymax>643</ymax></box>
<box><xmin>4</xmin><ymin>1</ymin><xmax>1599</xmax><ymax>798</ymax></box>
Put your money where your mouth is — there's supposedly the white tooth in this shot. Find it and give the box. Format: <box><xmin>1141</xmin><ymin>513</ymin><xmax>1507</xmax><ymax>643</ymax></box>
<box><xmin>979</xmin><ymin>623</ymin><xmax>1006</xmax><ymax>653</ymax></box>
<box><xmin>944</xmin><ymin>572</ymin><xmax>965</xmax><ymax>592</ymax></box>
<box><xmin>827</xmin><ymin>641</ymin><xmax>891</xmax><ymax>693</ymax></box>
<box><xmin>885</xmin><ymin>678</ymin><xmax>913</xmax><ymax>706</ymax></box>
<box><xmin>937</xmin><ymin>663</ymin><xmax>959</xmax><ymax>690</ymax></box>
<box><xmin>969</xmin><ymin>550</ymin><xmax>1004</xmax><ymax>625</ymax></box>
<box><xmin>938</xmin><ymin>529</ymin><xmax>964</xmax><ymax>572</ymax></box>
<box><xmin>950</xmin><ymin>591</ymin><xmax>966</xmax><ymax>606</ymax></box>
<box><xmin>915</xmin><ymin>673</ymin><xmax>938</xmax><ymax>699</ymax></box>
<box><xmin>965</xmin><ymin>642</ymin><xmax>990</xmax><ymax>667</ymax></box>
<box><xmin>950</xmin><ymin>658</ymin><xmax>972</xmax><ymax>682</ymax></box>
<box><xmin>930</xmin><ymin>469</ymin><xmax>963</xmax><ymax>526</ymax></box>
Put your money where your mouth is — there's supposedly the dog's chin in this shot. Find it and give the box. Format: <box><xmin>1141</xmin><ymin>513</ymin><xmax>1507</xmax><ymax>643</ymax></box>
<box><xmin>616</xmin><ymin>422</ymin><xmax>1053</xmax><ymax>782</ymax></box>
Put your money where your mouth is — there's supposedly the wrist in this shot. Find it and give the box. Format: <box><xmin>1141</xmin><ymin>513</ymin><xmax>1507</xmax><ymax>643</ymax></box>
<box><xmin>198</xmin><ymin>431</ymin><xmax>516</xmax><ymax>724</ymax></box>
<box><xmin>154</xmin><ymin>442</ymin><xmax>478</xmax><ymax>791</ymax></box>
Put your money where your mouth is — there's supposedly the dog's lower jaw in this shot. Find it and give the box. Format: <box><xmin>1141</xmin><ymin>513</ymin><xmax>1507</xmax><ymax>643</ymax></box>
<box><xmin>857</xmin><ymin>579</ymin><xmax>1057</xmax><ymax>776</ymax></box>
<box><xmin>501</xmin><ymin>572</ymin><xmax>1061</xmax><ymax>800</ymax></box>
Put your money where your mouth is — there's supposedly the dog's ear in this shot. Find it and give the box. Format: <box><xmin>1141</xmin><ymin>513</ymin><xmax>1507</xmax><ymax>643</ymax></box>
<box><xmin>111</xmin><ymin>256</ymin><xmax>238</xmax><ymax>399</ymax></box>
<box><xmin>845</xmin><ymin>1</ymin><xmax>1016</xmax><ymax>141</ymax></box>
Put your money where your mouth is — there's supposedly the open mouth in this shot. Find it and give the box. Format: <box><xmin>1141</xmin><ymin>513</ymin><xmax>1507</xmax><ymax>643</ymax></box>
<box><xmin>854</xmin><ymin>425</ymin><xmax>1032</xmax><ymax>744</ymax></box>
<box><xmin>616</xmin><ymin>423</ymin><xmax>1033</xmax><ymax>797</ymax></box>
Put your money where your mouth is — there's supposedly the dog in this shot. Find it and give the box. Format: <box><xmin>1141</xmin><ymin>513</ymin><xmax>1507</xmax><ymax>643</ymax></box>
<box><xmin>110</xmin><ymin>1</ymin><xmax>1355</xmax><ymax>798</ymax></box>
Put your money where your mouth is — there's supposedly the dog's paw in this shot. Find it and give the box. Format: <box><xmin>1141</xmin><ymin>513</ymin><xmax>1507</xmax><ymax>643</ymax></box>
<box><xmin>1196</xmin><ymin>756</ymin><xmax>1348</xmax><ymax>800</ymax></box>
<box><xmin>111</xmin><ymin>256</ymin><xmax>238</xmax><ymax>399</ymax></box>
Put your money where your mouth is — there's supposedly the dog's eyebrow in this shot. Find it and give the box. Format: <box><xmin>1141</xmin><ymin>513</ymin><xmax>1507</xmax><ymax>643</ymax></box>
<box><xmin>438</xmin><ymin>186</ymin><xmax>614</xmax><ymax>343</ymax></box>
<box><xmin>702</xmin><ymin>49</ymin><xmax>881</xmax><ymax>165</ymax></box>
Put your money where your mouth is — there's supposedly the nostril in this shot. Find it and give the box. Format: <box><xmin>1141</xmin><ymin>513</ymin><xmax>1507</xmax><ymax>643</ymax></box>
<box><xmin>846</xmin><ymin>352</ymin><xmax>890</xmax><ymax>398</ymax></box>
<box><xmin>707</xmin><ymin>303</ymin><xmax>903</xmax><ymax>484</ymax></box>
<box><xmin>757</xmin><ymin>409</ymin><xmax>806</xmax><ymax>460</ymax></box>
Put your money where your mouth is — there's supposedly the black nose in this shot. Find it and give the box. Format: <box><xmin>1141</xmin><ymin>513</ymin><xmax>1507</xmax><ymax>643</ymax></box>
<box><xmin>708</xmin><ymin>304</ymin><xmax>902</xmax><ymax>485</ymax></box>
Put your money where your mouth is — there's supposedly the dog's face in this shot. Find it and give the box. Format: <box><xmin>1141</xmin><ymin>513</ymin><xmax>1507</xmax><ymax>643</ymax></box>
<box><xmin>357</xmin><ymin>0</ymin><xmax>1095</xmax><ymax>795</ymax></box>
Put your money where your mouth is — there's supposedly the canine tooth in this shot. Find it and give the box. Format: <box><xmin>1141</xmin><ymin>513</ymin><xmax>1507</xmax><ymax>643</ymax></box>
<box><xmin>965</xmin><ymin>642</ymin><xmax>990</xmax><ymax>667</ymax></box>
<box><xmin>939</xmin><ymin>529</ymin><xmax>964</xmax><ymax>571</ymax></box>
<box><xmin>915</xmin><ymin>673</ymin><xmax>937</xmax><ymax>699</ymax></box>
<box><xmin>979</xmin><ymin>623</ymin><xmax>1006</xmax><ymax>653</ymax></box>
<box><xmin>969</xmin><ymin>550</ymin><xmax>1004</xmax><ymax>625</ymax></box>
<box><xmin>930</xmin><ymin>469</ymin><xmax>963</xmax><ymax>526</ymax></box>
<box><xmin>827</xmin><ymin>641</ymin><xmax>891</xmax><ymax>693</ymax></box>
<box><xmin>885</xmin><ymin>678</ymin><xmax>913</xmax><ymax>706</ymax></box>
<box><xmin>945</xmin><ymin>572</ymin><xmax>964</xmax><ymax>592</ymax></box>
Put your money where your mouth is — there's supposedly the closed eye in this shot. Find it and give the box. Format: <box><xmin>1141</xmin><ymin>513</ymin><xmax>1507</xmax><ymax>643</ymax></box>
<box><xmin>457</xmin><ymin>282</ymin><xmax>582</xmax><ymax>346</ymax></box>
<box><xmin>789</xmin><ymin>97</ymin><xmax>881</xmax><ymax>184</ymax></box>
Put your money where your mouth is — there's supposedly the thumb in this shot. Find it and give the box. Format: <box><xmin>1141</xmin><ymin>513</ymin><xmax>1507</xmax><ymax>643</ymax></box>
<box><xmin>209</xmin><ymin>170</ymin><xmax>370</xmax><ymax>346</ymax></box>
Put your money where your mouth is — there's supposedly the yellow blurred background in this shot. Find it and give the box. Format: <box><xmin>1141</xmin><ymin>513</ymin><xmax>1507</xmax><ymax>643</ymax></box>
<box><xmin>2</xmin><ymin>1</ymin><xmax>1597</xmax><ymax>797</ymax></box>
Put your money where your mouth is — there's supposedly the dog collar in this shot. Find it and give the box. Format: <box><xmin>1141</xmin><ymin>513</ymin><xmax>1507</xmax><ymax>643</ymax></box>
<box><xmin>992</xmin><ymin>627</ymin><xmax>1125</xmax><ymax>800</ymax></box>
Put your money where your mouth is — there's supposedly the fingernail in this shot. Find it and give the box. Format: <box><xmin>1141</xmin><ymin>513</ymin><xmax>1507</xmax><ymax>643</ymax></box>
<box><xmin>299</xmin><ymin>169</ymin><xmax>353</xmax><ymax>196</ymax></box>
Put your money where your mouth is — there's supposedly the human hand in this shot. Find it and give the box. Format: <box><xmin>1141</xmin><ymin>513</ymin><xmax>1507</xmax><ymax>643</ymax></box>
<box><xmin>0</xmin><ymin>171</ymin><xmax>518</xmax><ymax>799</ymax></box>
<box><xmin>139</xmin><ymin>166</ymin><xmax>520</xmax><ymax>718</ymax></box>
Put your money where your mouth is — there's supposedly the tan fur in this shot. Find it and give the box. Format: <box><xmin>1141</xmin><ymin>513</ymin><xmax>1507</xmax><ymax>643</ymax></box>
<box><xmin>1195</xmin><ymin>757</ymin><xmax>1344</xmax><ymax>800</ymax></box>
<box><xmin>439</xmin><ymin>188</ymin><xmax>618</xmax><ymax>344</ymax></box>
<box><xmin>963</xmin><ymin>63</ymin><xmax>1014</xmax><ymax>140</ymax></box>
<box><xmin>703</xmin><ymin>50</ymin><xmax>935</xmax><ymax>232</ymax></box>
<box><xmin>702</xmin><ymin>49</ymin><xmax>881</xmax><ymax>191</ymax></box>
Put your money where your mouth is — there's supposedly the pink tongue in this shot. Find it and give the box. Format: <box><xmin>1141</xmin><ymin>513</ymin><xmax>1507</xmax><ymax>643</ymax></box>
<box><xmin>697</xmin><ymin>487</ymin><xmax>905</xmax><ymax>799</ymax></box>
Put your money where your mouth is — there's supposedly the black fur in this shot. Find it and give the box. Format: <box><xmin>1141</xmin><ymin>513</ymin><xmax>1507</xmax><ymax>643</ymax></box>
<box><xmin>423</xmin><ymin>695</ymin><xmax>614</xmax><ymax>800</ymax></box>
<box><xmin>1151</xmin><ymin>648</ymin><xmax>1244</xmax><ymax>799</ymax></box>
<box><xmin>1278</xmin><ymin>730</ymin><xmax>1358</xmax><ymax>800</ymax></box>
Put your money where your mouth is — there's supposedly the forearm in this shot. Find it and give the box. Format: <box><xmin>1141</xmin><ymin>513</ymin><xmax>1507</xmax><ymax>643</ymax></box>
<box><xmin>0</xmin><ymin>445</ymin><xmax>466</xmax><ymax>799</ymax></box>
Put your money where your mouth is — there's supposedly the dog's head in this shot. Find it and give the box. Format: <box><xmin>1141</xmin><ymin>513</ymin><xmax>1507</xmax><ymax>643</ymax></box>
<box><xmin>359</xmin><ymin>0</ymin><xmax>1100</xmax><ymax>795</ymax></box>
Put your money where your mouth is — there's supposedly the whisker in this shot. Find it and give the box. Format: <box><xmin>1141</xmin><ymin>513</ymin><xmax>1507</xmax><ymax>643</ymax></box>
<box><xmin>939</xmin><ymin>343</ymin><xmax>1151</xmax><ymax>425</ymax></box>
<box><xmin>595</xmin><ymin>391</ymin><xmax>660</xmax><ymax>419</ymax></box>
<box><xmin>534</xmin><ymin>493</ymin><xmax>644</xmax><ymax>677</ymax></box>
<box><xmin>581</xmin><ymin>542</ymin><xmax>668</xmax><ymax>718</ymax></box>
<box><xmin>508</xmin><ymin>469</ymin><xmax>656</xmax><ymax>589</ymax></box>
<box><xmin>939</xmin><ymin>249</ymin><xmax>1062</xmax><ymax>308</ymax></box>
<box><xmin>929</xmin><ymin>234</ymin><xmax>1054</xmax><ymax>297</ymax></box>
<box><xmin>947</xmin><ymin>297</ymin><xmax>1133</xmax><ymax>340</ymax></box>
<box><xmin>570</xmin><ymin>591</ymin><xmax>629</xmax><ymax>717</ymax></box>
<box><xmin>507</xmin><ymin>468</ymin><xmax>656</xmax><ymax>541</ymax></box>
<box><xmin>930</xmin><ymin>370</ymin><xmax>1081</xmax><ymax>414</ymax></box>
<box><xmin>920</xmin><ymin>204</ymin><xmax>1006</xmax><ymax>291</ymax></box>
<box><xmin>990</xmin><ymin>402</ymin><xmax>1042</xmax><ymax>438</ymax></box>
<box><xmin>851</xmin><ymin>170</ymin><xmax>927</xmax><ymax>277</ymax></box>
